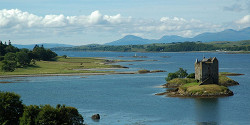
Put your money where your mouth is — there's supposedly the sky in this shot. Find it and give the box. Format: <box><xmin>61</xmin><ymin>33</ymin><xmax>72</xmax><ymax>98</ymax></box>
<box><xmin>0</xmin><ymin>0</ymin><xmax>250</xmax><ymax>45</ymax></box>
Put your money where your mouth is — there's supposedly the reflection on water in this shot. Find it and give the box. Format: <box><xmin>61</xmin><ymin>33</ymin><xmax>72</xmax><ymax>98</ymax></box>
<box><xmin>195</xmin><ymin>98</ymin><xmax>219</xmax><ymax>125</ymax></box>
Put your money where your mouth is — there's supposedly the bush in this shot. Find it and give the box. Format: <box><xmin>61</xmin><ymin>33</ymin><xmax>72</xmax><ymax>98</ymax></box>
<box><xmin>166</xmin><ymin>73</ymin><xmax>178</xmax><ymax>81</ymax></box>
<box><xmin>175</xmin><ymin>68</ymin><xmax>188</xmax><ymax>78</ymax></box>
<box><xmin>187</xmin><ymin>73</ymin><xmax>195</xmax><ymax>78</ymax></box>
<box><xmin>62</xmin><ymin>55</ymin><xmax>67</xmax><ymax>58</ymax></box>
<box><xmin>166</xmin><ymin>68</ymin><xmax>188</xmax><ymax>81</ymax></box>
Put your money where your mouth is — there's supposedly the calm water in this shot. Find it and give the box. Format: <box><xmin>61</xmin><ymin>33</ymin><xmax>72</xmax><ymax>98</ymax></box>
<box><xmin>1</xmin><ymin>52</ymin><xmax>250</xmax><ymax>125</ymax></box>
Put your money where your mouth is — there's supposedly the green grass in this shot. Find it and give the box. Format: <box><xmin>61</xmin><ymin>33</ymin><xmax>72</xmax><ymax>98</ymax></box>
<box><xmin>167</xmin><ymin>78</ymin><xmax>197</xmax><ymax>86</ymax></box>
<box><xmin>185</xmin><ymin>84</ymin><xmax>229</xmax><ymax>95</ymax></box>
<box><xmin>179</xmin><ymin>82</ymin><xmax>200</xmax><ymax>90</ymax></box>
<box><xmin>0</xmin><ymin>56</ymin><xmax>122</xmax><ymax>75</ymax></box>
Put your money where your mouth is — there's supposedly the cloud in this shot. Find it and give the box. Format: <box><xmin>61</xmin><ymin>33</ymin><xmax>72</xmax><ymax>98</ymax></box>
<box><xmin>223</xmin><ymin>1</ymin><xmax>250</xmax><ymax>12</ymax></box>
<box><xmin>134</xmin><ymin>17</ymin><xmax>221</xmax><ymax>37</ymax></box>
<box><xmin>0</xmin><ymin>9</ymin><xmax>129</xmax><ymax>29</ymax></box>
<box><xmin>0</xmin><ymin>9</ymin><xmax>238</xmax><ymax>44</ymax></box>
<box><xmin>235</xmin><ymin>15</ymin><xmax>250</xmax><ymax>28</ymax></box>
<box><xmin>224</xmin><ymin>3</ymin><xmax>244</xmax><ymax>12</ymax></box>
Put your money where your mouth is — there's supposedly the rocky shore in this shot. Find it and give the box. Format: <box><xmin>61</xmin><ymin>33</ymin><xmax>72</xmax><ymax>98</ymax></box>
<box><xmin>157</xmin><ymin>73</ymin><xmax>241</xmax><ymax>98</ymax></box>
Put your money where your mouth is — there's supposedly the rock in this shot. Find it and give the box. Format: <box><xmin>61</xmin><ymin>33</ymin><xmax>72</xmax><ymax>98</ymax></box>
<box><xmin>91</xmin><ymin>114</ymin><xmax>100</xmax><ymax>120</ymax></box>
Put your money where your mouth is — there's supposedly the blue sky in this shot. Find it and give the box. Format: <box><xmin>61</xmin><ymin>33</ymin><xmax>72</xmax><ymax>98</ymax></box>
<box><xmin>0</xmin><ymin>0</ymin><xmax>250</xmax><ymax>45</ymax></box>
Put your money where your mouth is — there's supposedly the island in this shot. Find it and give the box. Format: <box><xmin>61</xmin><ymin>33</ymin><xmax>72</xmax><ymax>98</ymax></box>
<box><xmin>157</xmin><ymin>57</ymin><xmax>242</xmax><ymax>98</ymax></box>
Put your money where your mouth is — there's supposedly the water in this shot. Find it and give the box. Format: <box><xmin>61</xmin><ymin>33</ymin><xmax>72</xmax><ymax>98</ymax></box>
<box><xmin>1</xmin><ymin>51</ymin><xmax>250</xmax><ymax>125</ymax></box>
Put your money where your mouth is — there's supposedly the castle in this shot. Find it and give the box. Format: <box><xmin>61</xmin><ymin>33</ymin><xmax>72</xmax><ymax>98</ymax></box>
<box><xmin>195</xmin><ymin>57</ymin><xmax>219</xmax><ymax>85</ymax></box>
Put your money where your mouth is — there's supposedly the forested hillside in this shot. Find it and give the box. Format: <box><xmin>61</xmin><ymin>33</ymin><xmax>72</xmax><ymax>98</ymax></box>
<box><xmin>52</xmin><ymin>40</ymin><xmax>250</xmax><ymax>52</ymax></box>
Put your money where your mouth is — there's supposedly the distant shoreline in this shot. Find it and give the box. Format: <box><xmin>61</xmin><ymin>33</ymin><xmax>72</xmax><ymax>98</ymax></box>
<box><xmin>0</xmin><ymin>70</ymin><xmax>162</xmax><ymax>79</ymax></box>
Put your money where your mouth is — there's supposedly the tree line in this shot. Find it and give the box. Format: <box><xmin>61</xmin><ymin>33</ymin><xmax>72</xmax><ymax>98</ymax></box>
<box><xmin>0</xmin><ymin>91</ymin><xmax>84</xmax><ymax>125</ymax></box>
<box><xmin>0</xmin><ymin>41</ymin><xmax>57</xmax><ymax>72</ymax></box>
<box><xmin>52</xmin><ymin>41</ymin><xmax>250</xmax><ymax>52</ymax></box>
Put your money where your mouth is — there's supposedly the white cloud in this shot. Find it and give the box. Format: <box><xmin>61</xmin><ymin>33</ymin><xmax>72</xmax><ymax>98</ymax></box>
<box><xmin>134</xmin><ymin>17</ymin><xmax>221</xmax><ymax>37</ymax></box>
<box><xmin>0</xmin><ymin>9</ymin><xmax>243</xmax><ymax>44</ymax></box>
<box><xmin>42</xmin><ymin>15</ymin><xmax>67</xmax><ymax>27</ymax></box>
<box><xmin>235</xmin><ymin>15</ymin><xmax>250</xmax><ymax>28</ymax></box>
<box><xmin>88</xmin><ymin>10</ymin><xmax>103</xmax><ymax>24</ymax></box>
<box><xmin>0</xmin><ymin>9</ymin><xmax>129</xmax><ymax>29</ymax></box>
<box><xmin>0</xmin><ymin>9</ymin><xmax>42</xmax><ymax>28</ymax></box>
<box><xmin>236</xmin><ymin>15</ymin><xmax>250</xmax><ymax>24</ymax></box>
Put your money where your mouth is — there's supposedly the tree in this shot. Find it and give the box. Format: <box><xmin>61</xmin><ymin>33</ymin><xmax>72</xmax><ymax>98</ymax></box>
<box><xmin>1</xmin><ymin>60</ymin><xmax>17</xmax><ymax>72</ymax></box>
<box><xmin>175</xmin><ymin>68</ymin><xmax>188</xmax><ymax>78</ymax></box>
<box><xmin>32</xmin><ymin>45</ymin><xmax>57</xmax><ymax>61</ymax></box>
<box><xmin>166</xmin><ymin>73</ymin><xmax>178</xmax><ymax>81</ymax></box>
<box><xmin>57</xmin><ymin>104</ymin><xmax>84</xmax><ymax>125</ymax></box>
<box><xmin>1</xmin><ymin>53</ymin><xmax>17</xmax><ymax>72</ymax></box>
<box><xmin>0</xmin><ymin>92</ymin><xmax>24</xmax><ymax>125</ymax></box>
<box><xmin>4</xmin><ymin>44</ymin><xmax>19</xmax><ymax>54</ymax></box>
<box><xmin>4</xmin><ymin>52</ymin><xmax>16</xmax><ymax>61</ymax></box>
<box><xmin>35</xmin><ymin>105</ymin><xmax>59</xmax><ymax>125</ymax></box>
<box><xmin>32</xmin><ymin>45</ymin><xmax>46</xmax><ymax>61</ymax></box>
<box><xmin>45</xmin><ymin>49</ymin><xmax>57</xmax><ymax>60</ymax></box>
<box><xmin>16</xmin><ymin>51</ymin><xmax>31</xmax><ymax>67</ymax></box>
<box><xmin>35</xmin><ymin>104</ymin><xmax>84</xmax><ymax>125</ymax></box>
<box><xmin>19</xmin><ymin>105</ymin><xmax>41</xmax><ymax>125</ymax></box>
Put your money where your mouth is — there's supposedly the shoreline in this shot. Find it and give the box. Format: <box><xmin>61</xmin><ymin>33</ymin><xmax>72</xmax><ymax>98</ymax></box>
<box><xmin>0</xmin><ymin>70</ymin><xmax>165</xmax><ymax>78</ymax></box>
<box><xmin>0</xmin><ymin>71</ymin><xmax>139</xmax><ymax>78</ymax></box>
<box><xmin>54</xmin><ymin>50</ymin><xmax>250</xmax><ymax>54</ymax></box>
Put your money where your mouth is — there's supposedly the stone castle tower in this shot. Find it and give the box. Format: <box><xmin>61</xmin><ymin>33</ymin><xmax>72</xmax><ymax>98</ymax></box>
<box><xmin>195</xmin><ymin>57</ymin><xmax>219</xmax><ymax>85</ymax></box>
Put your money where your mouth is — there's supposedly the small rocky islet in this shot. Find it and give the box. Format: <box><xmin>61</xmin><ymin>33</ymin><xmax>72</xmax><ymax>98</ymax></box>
<box><xmin>157</xmin><ymin>73</ymin><xmax>240</xmax><ymax>98</ymax></box>
<box><xmin>157</xmin><ymin>57</ymin><xmax>242</xmax><ymax>98</ymax></box>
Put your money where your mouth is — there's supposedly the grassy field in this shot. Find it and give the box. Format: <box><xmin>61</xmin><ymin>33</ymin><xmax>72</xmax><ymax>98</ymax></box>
<box><xmin>0</xmin><ymin>57</ymin><xmax>123</xmax><ymax>75</ymax></box>
<box><xmin>181</xmin><ymin>84</ymin><xmax>230</xmax><ymax>95</ymax></box>
<box><xmin>164</xmin><ymin>78</ymin><xmax>197</xmax><ymax>88</ymax></box>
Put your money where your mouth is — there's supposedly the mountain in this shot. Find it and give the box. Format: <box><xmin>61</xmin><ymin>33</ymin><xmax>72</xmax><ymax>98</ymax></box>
<box><xmin>157</xmin><ymin>35</ymin><xmax>188</xmax><ymax>43</ymax></box>
<box><xmin>105</xmin><ymin>35</ymin><xmax>151</xmax><ymax>45</ymax></box>
<box><xmin>192</xmin><ymin>28</ymin><xmax>250</xmax><ymax>42</ymax></box>
<box><xmin>106</xmin><ymin>27</ymin><xmax>250</xmax><ymax>45</ymax></box>
<box><xmin>13</xmin><ymin>43</ymin><xmax>74</xmax><ymax>49</ymax></box>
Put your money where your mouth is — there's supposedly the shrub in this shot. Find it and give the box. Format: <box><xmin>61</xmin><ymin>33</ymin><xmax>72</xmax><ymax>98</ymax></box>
<box><xmin>175</xmin><ymin>68</ymin><xmax>188</xmax><ymax>78</ymax></box>
<box><xmin>187</xmin><ymin>73</ymin><xmax>195</xmax><ymax>78</ymax></box>
<box><xmin>166</xmin><ymin>73</ymin><xmax>178</xmax><ymax>81</ymax></box>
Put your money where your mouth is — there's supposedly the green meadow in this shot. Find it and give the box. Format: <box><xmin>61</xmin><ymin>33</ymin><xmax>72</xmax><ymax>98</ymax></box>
<box><xmin>0</xmin><ymin>57</ymin><xmax>122</xmax><ymax>75</ymax></box>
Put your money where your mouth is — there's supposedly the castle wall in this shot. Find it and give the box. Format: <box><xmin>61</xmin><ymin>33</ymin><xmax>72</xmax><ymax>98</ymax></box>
<box><xmin>195</xmin><ymin>57</ymin><xmax>219</xmax><ymax>85</ymax></box>
<box><xmin>195</xmin><ymin>63</ymin><xmax>201</xmax><ymax>81</ymax></box>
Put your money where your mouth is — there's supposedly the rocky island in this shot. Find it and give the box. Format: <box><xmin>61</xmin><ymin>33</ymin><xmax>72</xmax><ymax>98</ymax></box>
<box><xmin>157</xmin><ymin>57</ymin><xmax>241</xmax><ymax>98</ymax></box>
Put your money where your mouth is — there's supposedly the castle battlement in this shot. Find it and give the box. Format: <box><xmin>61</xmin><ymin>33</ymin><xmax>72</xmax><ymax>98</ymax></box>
<box><xmin>195</xmin><ymin>57</ymin><xmax>219</xmax><ymax>85</ymax></box>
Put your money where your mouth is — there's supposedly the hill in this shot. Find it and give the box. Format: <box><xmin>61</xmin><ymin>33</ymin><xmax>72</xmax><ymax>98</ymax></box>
<box><xmin>105</xmin><ymin>27</ymin><xmax>250</xmax><ymax>45</ymax></box>
<box><xmin>105</xmin><ymin>35</ymin><xmax>151</xmax><ymax>45</ymax></box>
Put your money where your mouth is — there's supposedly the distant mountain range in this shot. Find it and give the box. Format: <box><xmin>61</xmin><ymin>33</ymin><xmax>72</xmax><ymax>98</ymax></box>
<box><xmin>13</xmin><ymin>43</ymin><xmax>74</xmax><ymax>49</ymax></box>
<box><xmin>106</xmin><ymin>27</ymin><xmax>250</xmax><ymax>45</ymax></box>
